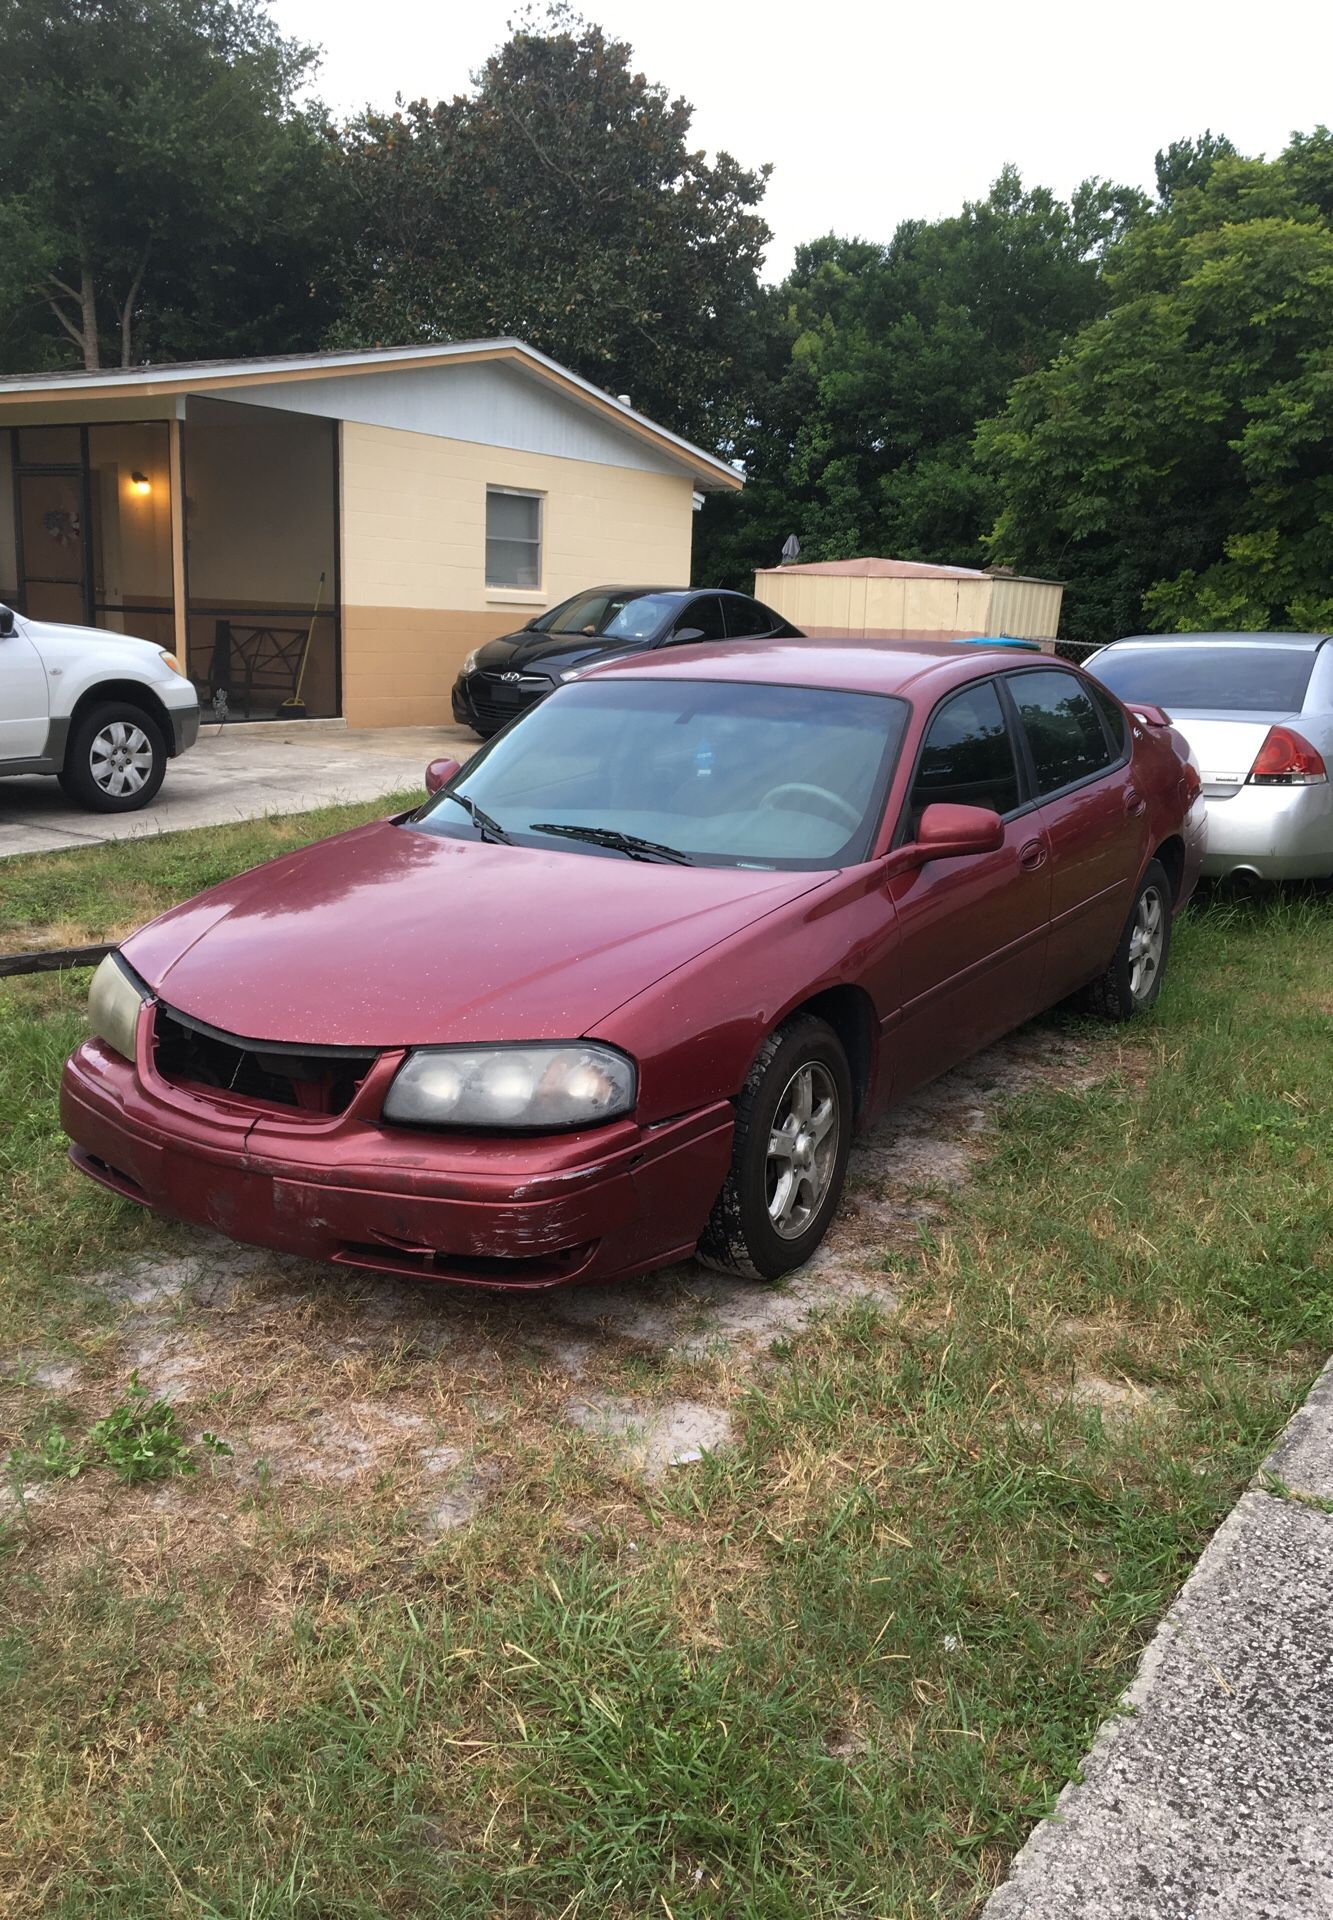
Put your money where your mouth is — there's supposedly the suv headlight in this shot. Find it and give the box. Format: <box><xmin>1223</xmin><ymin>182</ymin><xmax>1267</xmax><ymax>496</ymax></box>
<box><xmin>461</xmin><ymin>649</ymin><xmax>480</xmax><ymax>676</ymax></box>
<box><xmin>88</xmin><ymin>954</ymin><xmax>149</xmax><ymax>1061</ymax></box>
<box><xmin>383</xmin><ymin>1043</ymin><xmax>636</xmax><ymax>1130</ymax></box>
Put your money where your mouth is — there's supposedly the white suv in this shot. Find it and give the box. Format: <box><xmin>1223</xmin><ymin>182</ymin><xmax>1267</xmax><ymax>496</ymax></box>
<box><xmin>0</xmin><ymin>604</ymin><xmax>199</xmax><ymax>812</ymax></box>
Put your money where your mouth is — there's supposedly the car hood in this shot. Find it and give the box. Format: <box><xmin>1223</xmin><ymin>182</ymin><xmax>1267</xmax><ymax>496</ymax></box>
<box><xmin>19</xmin><ymin>615</ymin><xmax>166</xmax><ymax>663</ymax></box>
<box><xmin>476</xmin><ymin>630</ymin><xmax>647</xmax><ymax>676</ymax></box>
<box><xmin>121</xmin><ymin>818</ymin><xmax>827</xmax><ymax>1047</ymax></box>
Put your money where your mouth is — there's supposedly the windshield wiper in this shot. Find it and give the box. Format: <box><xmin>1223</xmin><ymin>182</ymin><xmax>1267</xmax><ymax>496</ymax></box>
<box><xmin>440</xmin><ymin>791</ymin><xmax>512</xmax><ymax>844</ymax></box>
<box><xmin>527</xmin><ymin>822</ymin><xmax>693</xmax><ymax>865</ymax></box>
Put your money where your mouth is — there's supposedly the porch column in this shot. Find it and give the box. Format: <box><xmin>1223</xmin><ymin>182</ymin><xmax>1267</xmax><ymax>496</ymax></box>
<box><xmin>168</xmin><ymin>415</ymin><xmax>187</xmax><ymax>659</ymax></box>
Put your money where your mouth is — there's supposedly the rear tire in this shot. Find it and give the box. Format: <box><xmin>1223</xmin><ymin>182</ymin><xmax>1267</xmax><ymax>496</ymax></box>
<box><xmin>1077</xmin><ymin>859</ymin><xmax>1172</xmax><ymax>1021</ymax></box>
<box><xmin>59</xmin><ymin>701</ymin><xmax>167</xmax><ymax>813</ymax></box>
<box><xmin>698</xmin><ymin>1014</ymin><xmax>852</xmax><ymax>1281</ymax></box>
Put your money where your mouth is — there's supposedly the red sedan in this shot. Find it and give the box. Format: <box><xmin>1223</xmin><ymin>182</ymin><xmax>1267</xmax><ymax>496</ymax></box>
<box><xmin>62</xmin><ymin>642</ymin><xmax>1205</xmax><ymax>1289</ymax></box>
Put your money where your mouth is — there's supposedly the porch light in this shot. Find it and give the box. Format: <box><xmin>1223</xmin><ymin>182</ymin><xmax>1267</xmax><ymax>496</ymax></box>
<box><xmin>129</xmin><ymin>471</ymin><xmax>152</xmax><ymax>496</ymax></box>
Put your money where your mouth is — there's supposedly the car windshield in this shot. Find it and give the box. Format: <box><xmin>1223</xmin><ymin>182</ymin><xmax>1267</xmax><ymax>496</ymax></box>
<box><xmin>1092</xmin><ymin>645</ymin><xmax>1317</xmax><ymax>713</ymax></box>
<box><xmin>537</xmin><ymin>589</ymin><xmax>675</xmax><ymax>641</ymax></box>
<box><xmin>414</xmin><ymin>678</ymin><xmax>908</xmax><ymax>869</ymax></box>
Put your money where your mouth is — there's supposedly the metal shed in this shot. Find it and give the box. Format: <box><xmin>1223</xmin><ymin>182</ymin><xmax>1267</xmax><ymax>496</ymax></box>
<box><xmin>754</xmin><ymin>557</ymin><xmax>1063</xmax><ymax>648</ymax></box>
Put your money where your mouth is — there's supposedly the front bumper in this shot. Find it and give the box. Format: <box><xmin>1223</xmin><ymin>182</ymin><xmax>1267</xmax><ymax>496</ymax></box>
<box><xmin>169</xmin><ymin>702</ymin><xmax>200</xmax><ymax>756</ymax></box>
<box><xmin>61</xmin><ymin>1022</ymin><xmax>734</xmax><ymax>1290</ymax></box>
<box><xmin>1200</xmin><ymin>781</ymin><xmax>1333</xmax><ymax>881</ymax></box>
<box><xmin>451</xmin><ymin>669</ymin><xmax>552</xmax><ymax>737</ymax></box>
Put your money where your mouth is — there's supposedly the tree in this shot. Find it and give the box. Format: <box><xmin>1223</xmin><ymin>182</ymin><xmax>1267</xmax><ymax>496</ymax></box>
<box><xmin>979</xmin><ymin>131</ymin><xmax>1333</xmax><ymax>641</ymax></box>
<box><xmin>332</xmin><ymin>6</ymin><xmax>772</xmax><ymax>449</ymax></box>
<box><xmin>0</xmin><ymin>0</ymin><xmax>341</xmax><ymax>371</ymax></box>
<box><xmin>694</xmin><ymin>169</ymin><xmax>1147</xmax><ymax>588</ymax></box>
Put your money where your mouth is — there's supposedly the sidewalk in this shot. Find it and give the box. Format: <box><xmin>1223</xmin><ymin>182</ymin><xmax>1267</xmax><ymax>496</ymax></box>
<box><xmin>985</xmin><ymin>1360</ymin><xmax>1333</xmax><ymax>1919</ymax></box>
<box><xmin>0</xmin><ymin>722</ymin><xmax>477</xmax><ymax>858</ymax></box>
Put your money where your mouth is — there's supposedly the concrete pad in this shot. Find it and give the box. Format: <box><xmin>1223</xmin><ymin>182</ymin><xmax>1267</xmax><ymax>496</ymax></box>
<box><xmin>985</xmin><ymin>1488</ymin><xmax>1333</xmax><ymax>1918</ymax></box>
<box><xmin>1260</xmin><ymin>1358</ymin><xmax>1333</xmax><ymax>1504</ymax></box>
<box><xmin>0</xmin><ymin>721</ymin><xmax>477</xmax><ymax>859</ymax></box>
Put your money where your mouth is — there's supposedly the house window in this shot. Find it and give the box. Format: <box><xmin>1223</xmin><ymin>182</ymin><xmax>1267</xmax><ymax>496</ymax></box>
<box><xmin>485</xmin><ymin>487</ymin><xmax>542</xmax><ymax>589</ymax></box>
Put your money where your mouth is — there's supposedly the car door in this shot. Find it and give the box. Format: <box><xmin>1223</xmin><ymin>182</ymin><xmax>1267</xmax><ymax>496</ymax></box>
<box><xmin>662</xmin><ymin>594</ymin><xmax>727</xmax><ymax>645</ymax></box>
<box><xmin>0</xmin><ymin>613</ymin><xmax>51</xmax><ymax>762</ymax></box>
<box><xmin>1001</xmin><ymin>666</ymin><xmax>1141</xmax><ymax>1001</ymax></box>
<box><xmin>883</xmin><ymin>677</ymin><xmax>1052</xmax><ymax>1097</ymax></box>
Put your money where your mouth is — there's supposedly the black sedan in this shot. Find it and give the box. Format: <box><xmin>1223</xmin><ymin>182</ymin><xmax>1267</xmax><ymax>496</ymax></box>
<box><xmin>451</xmin><ymin>586</ymin><xmax>802</xmax><ymax>738</ymax></box>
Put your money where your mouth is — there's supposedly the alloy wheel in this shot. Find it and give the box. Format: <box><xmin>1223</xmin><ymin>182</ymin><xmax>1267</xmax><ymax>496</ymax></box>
<box><xmin>766</xmin><ymin>1060</ymin><xmax>840</xmax><ymax>1240</ymax></box>
<box><xmin>1128</xmin><ymin>884</ymin><xmax>1165</xmax><ymax>1002</ymax></box>
<box><xmin>89</xmin><ymin>721</ymin><xmax>154</xmax><ymax>798</ymax></box>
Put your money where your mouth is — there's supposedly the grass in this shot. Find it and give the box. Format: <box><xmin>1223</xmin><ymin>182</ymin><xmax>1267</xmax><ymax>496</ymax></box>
<box><xmin>0</xmin><ymin>788</ymin><xmax>420</xmax><ymax>949</ymax></box>
<box><xmin>0</xmin><ymin>812</ymin><xmax>1330</xmax><ymax>1917</ymax></box>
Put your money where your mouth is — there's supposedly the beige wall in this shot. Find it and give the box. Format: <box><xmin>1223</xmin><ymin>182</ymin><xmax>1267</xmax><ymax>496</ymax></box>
<box><xmin>341</xmin><ymin>421</ymin><xmax>695</xmax><ymax>727</ymax></box>
<box><xmin>755</xmin><ymin>569</ymin><xmax>1063</xmax><ymax>643</ymax></box>
<box><xmin>987</xmin><ymin>576</ymin><xmax>1064</xmax><ymax>640</ymax></box>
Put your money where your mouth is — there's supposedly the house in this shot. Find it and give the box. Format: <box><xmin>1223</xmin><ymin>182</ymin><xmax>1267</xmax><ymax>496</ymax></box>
<box><xmin>0</xmin><ymin>341</ymin><xmax>742</xmax><ymax>726</ymax></box>
<box><xmin>754</xmin><ymin>557</ymin><xmax>1064</xmax><ymax>648</ymax></box>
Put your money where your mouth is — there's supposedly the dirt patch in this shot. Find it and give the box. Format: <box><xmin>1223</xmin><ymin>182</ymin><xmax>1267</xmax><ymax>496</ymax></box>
<box><xmin>565</xmin><ymin>1396</ymin><xmax>734</xmax><ymax>1478</ymax></box>
<box><xmin>14</xmin><ymin>1023</ymin><xmax>1132</xmax><ymax>1548</ymax></box>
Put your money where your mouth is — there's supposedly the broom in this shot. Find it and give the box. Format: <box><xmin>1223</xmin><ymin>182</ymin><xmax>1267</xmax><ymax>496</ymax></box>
<box><xmin>279</xmin><ymin>570</ymin><xmax>326</xmax><ymax>718</ymax></box>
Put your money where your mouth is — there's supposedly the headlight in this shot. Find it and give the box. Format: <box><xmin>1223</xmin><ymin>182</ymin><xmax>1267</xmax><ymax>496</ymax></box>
<box><xmin>559</xmin><ymin>663</ymin><xmax>593</xmax><ymax>682</ymax></box>
<box><xmin>382</xmin><ymin>1043</ymin><xmax>636</xmax><ymax>1130</ymax></box>
<box><xmin>88</xmin><ymin>954</ymin><xmax>149</xmax><ymax>1061</ymax></box>
<box><xmin>462</xmin><ymin>649</ymin><xmax>480</xmax><ymax>676</ymax></box>
<box><xmin>158</xmin><ymin>650</ymin><xmax>186</xmax><ymax>676</ymax></box>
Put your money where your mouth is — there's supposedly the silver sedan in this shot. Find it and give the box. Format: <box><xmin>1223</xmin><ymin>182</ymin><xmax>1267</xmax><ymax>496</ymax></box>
<box><xmin>1085</xmin><ymin>632</ymin><xmax>1333</xmax><ymax>883</ymax></box>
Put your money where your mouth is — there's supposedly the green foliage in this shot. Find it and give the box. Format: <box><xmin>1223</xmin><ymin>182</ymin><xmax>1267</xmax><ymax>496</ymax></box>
<box><xmin>694</xmin><ymin>167</ymin><xmax>1147</xmax><ymax>587</ymax></box>
<box><xmin>0</xmin><ymin>0</ymin><xmax>344</xmax><ymax>371</ymax></box>
<box><xmin>7</xmin><ymin>1373</ymin><xmax>231</xmax><ymax>1489</ymax></box>
<box><xmin>332</xmin><ymin>4</ymin><xmax>771</xmax><ymax>450</ymax></box>
<box><xmin>980</xmin><ymin>129</ymin><xmax>1333</xmax><ymax>641</ymax></box>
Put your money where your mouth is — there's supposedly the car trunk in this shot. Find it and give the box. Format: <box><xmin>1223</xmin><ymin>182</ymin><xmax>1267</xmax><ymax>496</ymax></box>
<box><xmin>1161</xmin><ymin>712</ymin><xmax>1290</xmax><ymax>796</ymax></box>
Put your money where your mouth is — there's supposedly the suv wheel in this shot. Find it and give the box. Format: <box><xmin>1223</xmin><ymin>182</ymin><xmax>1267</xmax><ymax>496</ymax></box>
<box><xmin>698</xmin><ymin>1014</ymin><xmax>853</xmax><ymax>1281</ymax></box>
<box><xmin>59</xmin><ymin>702</ymin><xmax>167</xmax><ymax>813</ymax></box>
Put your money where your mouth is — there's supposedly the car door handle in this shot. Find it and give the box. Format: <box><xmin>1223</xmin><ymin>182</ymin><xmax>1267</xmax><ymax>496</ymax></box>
<box><xmin>1124</xmin><ymin>787</ymin><xmax>1147</xmax><ymax>818</ymax></box>
<box><xmin>1019</xmin><ymin>839</ymin><xmax>1047</xmax><ymax>871</ymax></box>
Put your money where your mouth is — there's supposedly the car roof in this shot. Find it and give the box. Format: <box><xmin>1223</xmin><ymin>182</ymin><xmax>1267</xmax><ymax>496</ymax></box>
<box><xmin>1108</xmin><ymin>631</ymin><xmax>1332</xmax><ymax>651</ymax></box>
<box><xmin>585</xmin><ymin>636</ymin><xmax>1060</xmax><ymax>698</ymax></box>
<box><xmin>568</xmin><ymin>586</ymin><xmax>763</xmax><ymax>600</ymax></box>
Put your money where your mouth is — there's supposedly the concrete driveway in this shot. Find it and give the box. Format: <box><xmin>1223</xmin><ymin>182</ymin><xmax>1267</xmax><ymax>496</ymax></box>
<box><xmin>0</xmin><ymin>720</ymin><xmax>479</xmax><ymax>859</ymax></box>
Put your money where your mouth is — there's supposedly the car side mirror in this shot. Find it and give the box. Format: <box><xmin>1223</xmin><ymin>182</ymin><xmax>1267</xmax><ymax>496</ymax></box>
<box><xmin>670</xmin><ymin>626</ymin><xmax>706</xmax><ymax>645</ymax></box>
<box><xmin>885</xmin><ymin>802</ymin><xmax>1004</xmax><ymax>874</ymax></box>
<box><xmin>424</xmin><ymin>756</ymin><xmax>462</xmax><ymax>795</ymax></box>
<box><xmin>0</xmin><ymin>605</ymin><xmax>15</xmax><ymax>638</ymax></box>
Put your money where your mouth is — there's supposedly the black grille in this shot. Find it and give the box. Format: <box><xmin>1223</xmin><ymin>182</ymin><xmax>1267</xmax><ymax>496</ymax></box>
<box><xmin>154</xmin><ymin>1005</ymin><xmax>376</xmax><ymax>1115</ymax></box>
<box><xmin>469</xmin><ymin>675</ymin><xmax>542</xmax><ymax>734</ymax></box>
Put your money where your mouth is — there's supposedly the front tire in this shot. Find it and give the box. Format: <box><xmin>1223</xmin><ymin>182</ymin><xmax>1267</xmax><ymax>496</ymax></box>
<box><xmin>1078</xmin><ymin>858</ymin><xmax>1172</xmax><ymax>1021</ymax></box>
<box><xmin>58</xmin><ymin>702</ymin><xmax>167</xmax><ymax>813</ymax></box>
<box><xmin>698</xmin><ymin>1014</ymin><xmax>853</xmax><ymax>1281</ymax></box>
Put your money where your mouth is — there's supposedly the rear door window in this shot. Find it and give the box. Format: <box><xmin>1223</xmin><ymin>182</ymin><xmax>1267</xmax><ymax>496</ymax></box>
<box><xmin>668</xmin><ymin>595</ymin><xmax>727</xmax><ymax>643</ymax></box>
<box><xmin>723</xmin><ymin>596</ymin><xmax>776</xmax><ymax>638</ymax></box>
<box><xmin>908</xmin><ymin>680</ymin><xmax>1022</xmax><ymax>828</ymax></box>
<box><xmin>1008</xmin><ymin>669</ymin><xmax>1117</xmax><ymax>795</ymax></box>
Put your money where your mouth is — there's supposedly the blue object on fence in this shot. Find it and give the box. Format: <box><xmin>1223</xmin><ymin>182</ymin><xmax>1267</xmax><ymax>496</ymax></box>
<box><xmin>955</xmin><ymin>633</ymin><xmax>1042</xmax><ymax>651</ymax></box>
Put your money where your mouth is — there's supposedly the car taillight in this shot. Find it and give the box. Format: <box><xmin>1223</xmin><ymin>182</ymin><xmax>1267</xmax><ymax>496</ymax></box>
<box><xmin>1181</xmin><ymin>760</ymin><xmax>1202</xmax><ymax>800</ymax></box>
<box><xmin>1246</xmin><ymin>725</ymin><xmax>1328</xmax><ymax>787</ymax></box>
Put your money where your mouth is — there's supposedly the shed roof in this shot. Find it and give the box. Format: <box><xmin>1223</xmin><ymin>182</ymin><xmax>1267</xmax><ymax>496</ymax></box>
<box><xmin>0</xmin><ymin>338</ymin><xmax>743</xmax><ymax>492</ymax></box>
<box><xmin>755</xmin><ymin>557</ymin><xmax>1063</xmax><ymax>585</ymax></box>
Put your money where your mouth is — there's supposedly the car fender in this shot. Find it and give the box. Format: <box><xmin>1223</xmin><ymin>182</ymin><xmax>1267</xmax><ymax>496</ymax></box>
<box><xmin>591</xmin><ymin>864</ymin><xmax>898</xmax><ymax>1127</ymax></box>
<box><xmin>17</xmin><ymin>616</ymin><xmax>194</xmax><ymax>721</ymax></box>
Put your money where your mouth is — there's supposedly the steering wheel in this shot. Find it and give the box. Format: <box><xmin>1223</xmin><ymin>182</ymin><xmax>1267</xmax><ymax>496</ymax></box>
<box><xmin>762</xmin><ymin>781</ymin><xmax>862</xmax><ymax>829</ymax></box>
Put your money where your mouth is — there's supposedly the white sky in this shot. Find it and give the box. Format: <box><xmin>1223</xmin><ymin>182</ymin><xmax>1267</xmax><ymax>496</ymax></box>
<box><xmin>272</xmin><ymin>0</ymin><xmax>1333</xmax><ymax>281</ymax></box>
